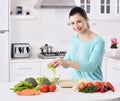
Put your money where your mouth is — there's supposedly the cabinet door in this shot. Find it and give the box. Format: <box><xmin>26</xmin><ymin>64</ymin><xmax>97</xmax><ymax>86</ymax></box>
<box><xmin>56</xmin><ymin>67</ymin><xmax>73</xmax><ymax>80</ymax></box>
<box><xmin>101</xmin><ymin>58</ymin><xmax>107</xmax><ymax>81</ymax></box>
<box><xmin>0</xmin><ymin>32</ymin><xmax>9</xmax><ymax>82</ymax></box>
<box><xmin>78</xmin><ymin>0</ymin><xmax>116</xmax><ymax>19</ymax></box>
<box><xmin>106</xmin><ymin>60</ymin><xmax>120</xmax><ymax>83</ymax></box>
<box><xmin>95</xmin><ymin>0</ymin><xmax>114</xmax><ymax>19</ymax></box>
<box><xmin>0</xmin><ymin>0</ymin><xmax>9</xmax><ymax>30</ymax></box>
<box><xmin>115</xmin><ymin>0</ymin><xmax>120</xmax><ymax>17</ymax></box>
<box><xmin>10</xmin><ymin>62</ymin><xmax>41</xmax><ymax>82</ymax></box>
<box><xmin>79</xmin><ymin>0</ymin><xmax>93</xmax><ymax>14</ymax></box>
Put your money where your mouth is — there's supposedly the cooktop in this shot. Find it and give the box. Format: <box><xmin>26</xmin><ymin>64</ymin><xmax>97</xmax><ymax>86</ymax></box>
<box><xmin>38</xmin><ymin>51</ymin><xmax>66</xmax><ymax>59</ymax></box>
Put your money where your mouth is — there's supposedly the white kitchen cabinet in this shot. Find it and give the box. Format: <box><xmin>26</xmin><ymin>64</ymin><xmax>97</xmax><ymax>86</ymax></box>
<box><xmin>77</xmin><ymin>0</ymin><xmax>117</xmax><ymax>19</ymax></box>
<box><xmin>0</xmin><ymin>0</ymin><xmax>10</xmax><ymax>82</ymax></box>
<box><xmin>10</xmin><ymin>61</ymin><xmax>41</xmax><ymax>82</ymax></box>
<box><xmin>115</xmin><ymin>0</ymin><xmax>120</xmax><ymax>17</ymax></box>
<box><xmin>0</xmin><ymin>32</ymin><xmax>9</xmax><ymax>82</ymax></box>
<box><xmin>10</xmin><ymin>58</ymin><xmax>106</xmax><ymax>82</ymax></box>
<box><xmin>79</xmin><ymin>0</ymin><xmax>93</xmax><ymax>14</ymax></box>
<box><xmin>106</xmin><ymin>58</ymin><xmax>120</xmax><ymax>83</ymax></box>
<box><xmin>56</xmin><ymin>67</ymin><xmax>73</xmax><ymax>80</ymax></box>
<box><xmin>101</xmin><ymin>57</ymin><xmax>107</xmax><ymax>81</ymax></box>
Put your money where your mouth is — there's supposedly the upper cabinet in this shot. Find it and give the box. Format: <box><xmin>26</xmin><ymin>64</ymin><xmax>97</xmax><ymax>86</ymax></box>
<box><xmin>115</xmin><ymin>0</ymin><xmax>120</xmax><ymax>17</ymax></box>
<box><xmin>79</xmin><ymin>0</ymin><xmax>92</xmax><ymax>14</ymax></box>
<box><xmin>77</xmin><ymin>0</ymin><xmax>120</xmax><ymax>19</ymax></box>
<box><xmin>11</xmin><ymin>0</ymin><xmax>120</xmax><ymax>19</ymax></box>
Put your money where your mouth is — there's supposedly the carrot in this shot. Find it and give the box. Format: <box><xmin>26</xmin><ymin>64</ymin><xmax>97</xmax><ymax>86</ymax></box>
<box><xmin>16</xmin><ymin>89</ymin><xmax>41</xmax><ymax>96</ymax></box>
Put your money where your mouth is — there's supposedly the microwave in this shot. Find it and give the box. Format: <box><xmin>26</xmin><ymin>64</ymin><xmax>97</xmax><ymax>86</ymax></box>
<box><xmin>11</xmin><ymin>43</ymin><xmax>30</xmax><ymax>58</ymax></box>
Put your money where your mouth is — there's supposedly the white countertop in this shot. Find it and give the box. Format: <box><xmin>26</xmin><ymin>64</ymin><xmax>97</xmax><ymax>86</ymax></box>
<box><xmin>11</xmin><ymin>55</ymin><xmax>53</xmax><ymax>62</ymax></box>
<box><xmin>0</xmin><ymin>83</ymin><xmax>120</xmax><ymax>101</ymax></box>
<box><xmin>11</xmin><ymin>52</ymin><xmax>120</xmax><ymax>63</ymax></box>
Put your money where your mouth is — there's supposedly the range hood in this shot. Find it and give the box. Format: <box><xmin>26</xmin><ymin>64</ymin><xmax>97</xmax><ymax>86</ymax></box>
<box><xmin>34</xmin><ymin>0</ymin><xmax>76</xmax><ymax>9</ymax></box>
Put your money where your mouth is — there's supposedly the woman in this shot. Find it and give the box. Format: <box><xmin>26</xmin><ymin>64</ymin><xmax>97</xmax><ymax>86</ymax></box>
<box><xmin>49</xmin><ymin>7</ymin><xmax>105</xmax><ymax>81</ymax></box>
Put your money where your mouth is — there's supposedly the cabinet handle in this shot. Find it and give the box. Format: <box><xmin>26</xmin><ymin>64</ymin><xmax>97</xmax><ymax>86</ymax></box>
<box><xmin>112</xmin><ymin>67</ymin><xmax>120</xmax><ymax>70</ymax></box>
<box><xmin>18</xmin><ymin>67</ymin><xmax>32</xmax><ymax>70</ymax></box>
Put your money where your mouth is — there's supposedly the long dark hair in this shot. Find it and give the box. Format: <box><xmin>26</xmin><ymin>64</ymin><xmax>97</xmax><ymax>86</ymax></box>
<box><xmin>69</xmin><ymin>6</ymin><xmax>87</xmax><ymax>19</ymax></box>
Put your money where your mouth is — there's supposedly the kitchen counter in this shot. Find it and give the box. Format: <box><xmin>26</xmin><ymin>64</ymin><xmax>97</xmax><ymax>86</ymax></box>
<box><xmin>1</xmin><ymin>83</ymin><xmax>120</xmax><ymax>101</ymax></box>
<box><xmin>11</xmin><ymin>52</ymin><xmax>120</xmax><ymax>62</ymax></box>
<box><xmin>104</xmin><ymin>52</ymin><xmax>120</xmax><ymax>61</ymax></box>
<box><xmin>11</xmin><ymin>55</ymin><xmax>53</xmax><ymax>63</ymax></box>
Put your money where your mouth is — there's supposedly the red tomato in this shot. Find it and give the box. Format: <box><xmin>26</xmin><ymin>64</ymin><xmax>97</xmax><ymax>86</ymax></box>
<box><xmin>39</xmin><ymin>84</ymin><xmax>49</xmax><ymax>93</ymax></box>
<box><xmin>49</xmin><ymin>84</ymin><xmax>56</xmax><ymax>92</ymax></box>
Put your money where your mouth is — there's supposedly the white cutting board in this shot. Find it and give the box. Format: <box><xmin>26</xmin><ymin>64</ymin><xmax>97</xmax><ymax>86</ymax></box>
<box><xmin>59</xmin><ymin>80</ymin><xmax>78</xmax><ymax>88</ymax></box>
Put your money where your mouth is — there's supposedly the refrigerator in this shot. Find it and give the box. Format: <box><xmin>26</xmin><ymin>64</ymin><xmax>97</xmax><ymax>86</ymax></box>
<box><xmin>0</xmin><ymin>0</ymin><xmax>10</xmax><ymax>82</ymax></box>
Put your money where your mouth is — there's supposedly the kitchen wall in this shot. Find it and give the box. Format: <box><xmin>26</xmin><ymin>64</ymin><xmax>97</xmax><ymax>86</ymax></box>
<box><xmin>11</xmin><ymin>0</ymin><xmax>120</xmax><ymax>57</ymax></box>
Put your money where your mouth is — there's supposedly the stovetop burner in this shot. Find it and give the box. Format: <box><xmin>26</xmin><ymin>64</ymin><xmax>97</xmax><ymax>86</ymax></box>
<box><xmin>38</xmin><ymin>51</ymin><xmax>66</xmax><ymax>59</ymax></box>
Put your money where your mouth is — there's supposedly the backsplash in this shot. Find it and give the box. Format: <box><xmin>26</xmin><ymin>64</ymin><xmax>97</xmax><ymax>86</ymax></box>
<box><xmin>11</xmin><ymin>0</ymin><xmax>120</xmax><ymax>57</ymax></box>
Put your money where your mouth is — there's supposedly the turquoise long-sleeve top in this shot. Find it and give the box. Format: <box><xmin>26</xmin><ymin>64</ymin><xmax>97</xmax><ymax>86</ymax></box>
<box><xmin>64</xmin><ymin>34</ymin><xmax>105</xmax><ymax>81</ymax></box>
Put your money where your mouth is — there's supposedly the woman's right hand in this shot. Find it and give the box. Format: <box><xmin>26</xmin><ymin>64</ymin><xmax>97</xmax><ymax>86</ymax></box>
<box><xmin>49</xmin><ymin>57</ymin><xmax>66</xmax><ymax>68</ymax></box>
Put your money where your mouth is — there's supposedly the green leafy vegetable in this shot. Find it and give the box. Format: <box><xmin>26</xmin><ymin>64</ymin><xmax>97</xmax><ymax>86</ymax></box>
<box><xmin>51</xmin><ymin>77</ymin><xmax>59</xmax><ymax>84</ymax></box>
<box><xmin>47</xmin><ymin>64</ymin><xmax>56</xmax><ymax>74</ymax></box>
<box><xmin>79</xmin><ymin>86</ymin><xmax>97</xmax><ymax>93</ymax></box>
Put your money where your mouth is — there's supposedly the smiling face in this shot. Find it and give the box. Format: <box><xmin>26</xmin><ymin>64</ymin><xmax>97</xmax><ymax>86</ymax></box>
<box><xmin>69</xmin><ymin>13</ymin><xmax>88</xmax><ymax>34</ymax></box>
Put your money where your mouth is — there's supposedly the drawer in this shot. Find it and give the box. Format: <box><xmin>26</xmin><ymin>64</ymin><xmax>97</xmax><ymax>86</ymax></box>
<box><xmin>11</xmin><ymin>62</ymin><xmax>41</xmax><ymax>75</ymax></box>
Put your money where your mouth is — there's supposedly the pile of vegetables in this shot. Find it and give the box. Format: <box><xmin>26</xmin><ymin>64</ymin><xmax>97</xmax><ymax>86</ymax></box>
<box><xmin>11</xmin><ymin>76</ymin><xmax>57</xmax><ymax>96</ymax></box>
<box><xmin>73</xmin><ymin>81</ymin><xmax>115</xmax><ymax>93</ymax></box>
<box><xmin>11</xmin><ymin>64</ymin><xmax>59</xmax><ymax>96</ymax></box>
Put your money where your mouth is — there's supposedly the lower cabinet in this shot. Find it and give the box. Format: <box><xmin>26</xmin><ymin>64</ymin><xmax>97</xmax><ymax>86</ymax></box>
<box><xmin>106</xmin><ymin>58</ymin><xmax>120</xmax><ymax>84</ymax></box>
<box><xmin>10</xmin><ymin>61</ymin><xmax>41</xmax><ymax>82</ymax></box>
<box><xmin>101</xmin><ymin>58</ymin><xmax>107</xmax><ymax>81</ymax></box>
<box><xmin>10</xmin><ymin>60</ymin><xmax>73</xmax><ymax>82</ymax></box>
<box><xmin>11</xmin><ymin>57</ymin><xmax>118</xmax><ymax>82</ymax></box>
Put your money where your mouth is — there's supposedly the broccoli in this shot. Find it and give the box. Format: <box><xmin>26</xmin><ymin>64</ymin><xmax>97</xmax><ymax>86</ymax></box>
<box><xmin>25</xmin><ymin>77</ymin><xmax>38</xmax><ymax>87</ymax></box>
<box><xmin>35</xmin><ymin>76</ymin><xmax>51</xmax><ymax>85</ymax></box>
